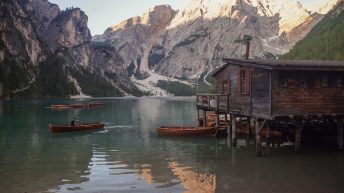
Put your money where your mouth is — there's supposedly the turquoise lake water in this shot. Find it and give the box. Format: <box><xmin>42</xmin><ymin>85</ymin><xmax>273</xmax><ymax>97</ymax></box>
<box><xmin>0</xmin><ymin>97</ymin><xmax>343</xmax><ymax>193</ymax></box>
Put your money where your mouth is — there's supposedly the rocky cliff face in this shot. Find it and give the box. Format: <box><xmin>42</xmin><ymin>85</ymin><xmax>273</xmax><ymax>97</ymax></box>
<box><xmin>154</xmin><ymin>0</ymin><xmax>325</xmax><ymax>79</ymax></box>
<box><xmin>94</xmin><ymin>0</ymin><xmax>337</xmax><ymax>96</ymax></box>
<box><xmin>0</xmin><ymin>0</ymin><xmax>133</xmax><ymax>98</ymax></box>
<box><xmin>93</xmin><ymin>5</ymin><xmax>175</xmax><ymax>76</ymax></box>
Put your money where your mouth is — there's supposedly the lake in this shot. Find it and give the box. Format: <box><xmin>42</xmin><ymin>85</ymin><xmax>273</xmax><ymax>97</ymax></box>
<box><xmin>0</xmin><ymin>97</ymin><xmax>343</xmax><ymax>193</ymax></box>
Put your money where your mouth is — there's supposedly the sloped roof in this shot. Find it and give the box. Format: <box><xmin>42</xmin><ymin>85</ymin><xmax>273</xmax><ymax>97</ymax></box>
<box><xmin>213</xmin><ymin>58</ymin><xmax>344</xmax><ymax>77</ymax></box>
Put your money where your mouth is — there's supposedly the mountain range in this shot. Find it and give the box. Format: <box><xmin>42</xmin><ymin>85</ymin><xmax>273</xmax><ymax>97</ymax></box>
<box><xmin>0</xmin><ymin>0</ymin><xmax>340</xmax><ymax>98</ymax></box>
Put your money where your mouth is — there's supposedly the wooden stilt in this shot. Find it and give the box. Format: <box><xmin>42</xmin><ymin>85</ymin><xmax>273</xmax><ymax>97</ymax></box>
<box><xmin>266</xmin><ymin>122</ymin><xmax>271</xmax><ymax>154</ymax></box>
<box><xmin>248</xmin><ymin>117</ymin><xmax>252</xmax><ymax>140</ymax></box>
<box><xmin>216</xmin><ymin>113</ymin><xmax>220</xmax><ymax>127</ymax></box>
<box><xmin>197</xmin><ymin>109</ymin><xmax>200</xmax><ymax>126</ymax></box>
<box><xmin>215</xmin><ymin>113</ymin><xmax>220</xmax><ymax>137</ymax></box>
<box><xmin>295</xmin><ymin>124</ymin><xmax>302</xmax><ymax>153</ymax></box>
<box><xmin>337</xmin><ymin>119</ymin><xmax>343</xmax><ymax>150</ymax></box>
<box><xmin>231</xmin><ymin>114</ymin><xmax>237</xmax><ymax>146</ymax></box>
<box><xmin>255</xmin><ymin>119</ymin><xmax>262</xmax><ymax>156</ymax></box>
<box><xmin>229</xmin><ymin>120</ymin><xmax>233</xmax><ymax>145</ymax></box>
<box><xmin>224</xmin><ymin>114</ymin><xmax>228</xmax><ymax>134</ymax></box>
<box><xmin>225</xmin><ymin>114</ymin><xmax>228</xmax><ymax>125</ymax></box>
<box><xmin>203</xmin><ymin>110</ymin><xmax>207</xmax><ymax>127</ymax></box>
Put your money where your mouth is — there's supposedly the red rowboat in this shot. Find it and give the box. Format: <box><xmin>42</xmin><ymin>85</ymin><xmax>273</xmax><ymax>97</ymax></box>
<box><xmin>69</xmin><ymin>104</ymin><xmax>85</xmax><ymax>108</ymax></box>
<box><xmin>88</xmin><ymin>102</ymin><xmax>105</xmax><ymax>107</ymax></box>
<box><xmin>157</xmin><ymin>126</ymin><xmax>227</xmax><ymax>137</ymax></box>
<box><xmin>51</xmin><ymin>104</ymin><xmax>70</xmax><ymax>109</ymax></box>
<box><xmin>49</xmin><ymin>122</ymin><xmax>105</xmax><ymax>132</ymax></box>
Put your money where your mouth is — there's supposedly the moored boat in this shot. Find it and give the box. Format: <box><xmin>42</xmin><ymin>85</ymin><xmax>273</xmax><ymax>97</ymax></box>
<box><xmin>88</xmin><ymin>102</ymin><xmax>105</xmax><ymax>107</ymax></box>
<box><xmin>49</xmin><ymin>122</ymin><xmax>105</xmax><ymax>132</ymax></box>
<box><xmin>156</xmin><ymin>126</ymin><xmax>227</xmax><ymax>137</ymax></box>
<box><xmin>69</xmin><ymin>104</ymin><xmax>86</xmax><ymax>108</ymax></box>
<box><xmin>51</xmin><ymin>104</ymin><xmax>70</xmax><ymax>109</ymax></box>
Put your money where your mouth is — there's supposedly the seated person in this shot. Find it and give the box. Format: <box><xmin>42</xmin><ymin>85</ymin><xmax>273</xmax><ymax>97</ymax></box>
<box><xmin>71</xmin><ymin>117</ymin><xmax>77</xmax><ymax>126</ymax></box>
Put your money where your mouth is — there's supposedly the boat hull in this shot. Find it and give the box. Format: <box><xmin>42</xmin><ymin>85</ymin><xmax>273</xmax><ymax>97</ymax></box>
<box><xmin>49</xmin><ymin>122</ymin><xmax>105</xmax><ymax>132</ymax></box>
<box><xmin>157</xmin><ymin>126</ymin><xmax>227</xmax><ymax>137</ymax></box>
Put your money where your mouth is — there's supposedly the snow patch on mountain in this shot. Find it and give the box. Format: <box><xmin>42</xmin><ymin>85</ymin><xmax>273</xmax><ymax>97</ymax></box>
<box><xmin>131</xmin><ymin>71</ymin><xmax>193</xmax><ymax>96</ymax></box>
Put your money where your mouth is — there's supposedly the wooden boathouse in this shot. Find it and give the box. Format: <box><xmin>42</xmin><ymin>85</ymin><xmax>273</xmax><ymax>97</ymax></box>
<box><xmin>196</xmin><ymin>58</ymin><xmax>344</xmax><ymax>156</ymax></box>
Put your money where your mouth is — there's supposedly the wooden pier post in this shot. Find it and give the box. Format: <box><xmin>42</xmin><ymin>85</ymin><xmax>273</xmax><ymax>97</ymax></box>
<box><xmin>337</xmin><ymin>119</ymin><xmax>343</xmax><ymax>150</ymax></box>
<box><xmin>216</xmin><ymin>113</ymin><xmax>220</xmax><ymax>128</ymax></box>
<box><xmin>295</xmin><ymin>124</ymin><xmax>303</xmax><ymax>153</ymax></box>
<box><xmin>203</xmin><ymin>110</ymin><xmax>207</xmax><ymax>127</ymax></box>
<box><xmin>231</xmin><ymin>114</ymin><xmax>237</xmax><ymax>146</ymax></box>
<box><xmin>255</xmin><ymin>119</ymin><xmax>262</xmax><ymax>156</ymax></box>
<box><xmin>197</xmin><ymin>109</ymin><xmax>200</xmax><ymax>126</ymax></box>
<box><xmin>225</xmin><ymin>114</ymin><xmax>228</xmax><ymax>124</ymax></box>
<box><xmin>266</xmin><ymin>122</ymin><xmax>271</xmax><ymax>154</ymax></box>
<box><xmin>248</xmin><ymin>117</ymin><xmax>253</xmax><ymax>140</ymax></box>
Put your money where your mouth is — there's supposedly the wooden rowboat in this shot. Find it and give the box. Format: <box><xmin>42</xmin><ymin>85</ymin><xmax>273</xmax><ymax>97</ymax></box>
<box><xmin>157</xmin><ymin>126</ymin><xmax>227</xmax><ymax>137</ymax></box>
<box><xmin>51</xmin><ymin>104</ymin><xmax>70</xmax><ymax>109</ymax></box>
<box><xmin>69</xmin><ymin>104</ymin><xmax>86</xmax><ymax>108</ymax></box>
<box><xmin>49</xmin><ymin>122</ymin><xmax>105</xmax><ymax>132</ymax></box>
<box><xmin>88</xmin><ymin>102</ymin><xmax>105</xmax><ymax>107</ymax></box>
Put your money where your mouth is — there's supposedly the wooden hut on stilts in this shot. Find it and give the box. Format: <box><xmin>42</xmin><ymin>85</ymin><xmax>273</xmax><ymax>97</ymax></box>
<box><xmin>196</xmin><ymin>38</ymin><xmax>344</xmax><ymax>156</ymax></box>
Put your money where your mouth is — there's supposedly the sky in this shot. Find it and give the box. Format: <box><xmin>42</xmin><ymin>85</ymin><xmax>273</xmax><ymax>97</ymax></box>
<box><xmin>49</xmin><ymin>0</ymin><xmax>324</xmax><ymax>36</ymax></box>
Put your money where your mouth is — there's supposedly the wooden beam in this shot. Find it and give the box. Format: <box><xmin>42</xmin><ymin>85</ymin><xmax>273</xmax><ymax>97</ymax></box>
<box><xmin>266</xmin><ymin>122</ymin><xmax>271</xmax><ymax>154</ymax></box>
<box><xmin>231</xmin><ymin>114</ymin><xmax>237</xmax><ymax>146</ymax></box>
<box><xmin>248</xmin><ymin>117</ymin><xmax>253</xmax><ymax>140</ymax></box>
<box><xmin>337</xmin><ymin>119</ymin><xmax>343</xmax><ymax>150</ymax></box>
<box><xmin>197</xmin><ymin>109</ymin><xmax>200</xmax><ymax>126</ymax></box>
<box><xmin>216</xmin><ymin>113</ymin><xmax>220</xmax><ymax>128</ymax></box>
<box><xmin>295</xmin><ymin>124</ymin><xmax>303</xmax><ymax>153</ymax></box>
<box><xmin>203</xmin><ymin>110</ymin><xmax>207</xmax><ymax>127</ymax></box>
<box><xmin>256</xmin><ymin>118</ymin><xmax>262</xmax><ymax>156</ymax></box>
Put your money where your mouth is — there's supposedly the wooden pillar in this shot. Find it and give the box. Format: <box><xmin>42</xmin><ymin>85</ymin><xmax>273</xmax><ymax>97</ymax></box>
<box><xmin>266</xmin><ymin>122</ymin><xmax>271</xmax><ymax>154</ymax></box>
<box><xmin>229</xmin><ymin>116</ymin><xmax>233</xmax><ymax>146</ymax></box>
<box><xmin>248</xmin><ymin>117</ymin><xmax>253</xmax><ymax>140</ymax></box>
<box><xmin>337</xmin><ymin>119</ymin><xmax>343</xmax><ymax>150</ymax></box>
<box><xmin>255</xmin><ymin>118</ymin><xmax>262</xmax><ymax>156</ymax></box>
<box><xmin>295</xmin><ymin>124</ymin><xmax>303</xmax><ymax>153</ymax></box>
<box><xmin>197</xmin><ymin>109</ymin><xmax>200</xmax><ymax>126</ymax></box>
<box><xmin>225</xmin><ymin>114</ymin><xmax>228</xmax><ymax>127</ymax></box>
<box><xmin>216</xmin><ymin>113</ymin><xmax>220</xmax><ymax>127</ymax></box>
<box><xmin>203</xmin><ymin>110</ymin><xmax>207</xmax><ymax>127</ymax></box>
<box><xmin>226</xmin><ymin>114</ymin><xmax>229</xmax><ymax>137</ymax></box>
<box><xmin>231</xmin><ymin>114</ymin><xmax>237</xmax><ymax>146</ymax></box>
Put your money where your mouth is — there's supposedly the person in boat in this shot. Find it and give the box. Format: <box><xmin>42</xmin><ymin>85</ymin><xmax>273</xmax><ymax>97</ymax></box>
<box><xmin>71</xmin><ymin>117</ymin><xmax>77</xmax><ymax>126</ymax></box>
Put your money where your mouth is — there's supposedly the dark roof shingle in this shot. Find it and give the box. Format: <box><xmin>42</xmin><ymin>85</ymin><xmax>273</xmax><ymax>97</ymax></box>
<box><xmin>212</xmin><ymin>58</ymin><xmax>344</xmax><ymax>76</ymax></box>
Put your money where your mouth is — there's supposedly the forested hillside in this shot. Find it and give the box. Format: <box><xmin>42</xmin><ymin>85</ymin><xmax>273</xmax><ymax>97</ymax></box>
<box><xmin>281</xmin><ymin>1</ymin><xmax>344</xmax><ymax>60</ymax></box>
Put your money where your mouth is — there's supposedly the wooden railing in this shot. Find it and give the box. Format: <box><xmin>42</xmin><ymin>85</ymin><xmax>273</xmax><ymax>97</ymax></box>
<box><xmin>196</xmin><ymin>93</ymin><xmax>229</xmax><ymax>112</ymax></box>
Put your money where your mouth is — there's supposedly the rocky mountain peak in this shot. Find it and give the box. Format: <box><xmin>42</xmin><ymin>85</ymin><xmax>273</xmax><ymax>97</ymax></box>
<box><xmin>169</xmin><ymin>0</ymin><xmax>313</xmax><ymax>34</ymax></box>
<box><xmin>104</xmin><ymin>5</ymin><xmax>174</xmax><ymax>34</ymax></box>
<box><xmin>93</xmin><ymin>4</ymin><xmax>176</xmax><ymax>75</ymax></box>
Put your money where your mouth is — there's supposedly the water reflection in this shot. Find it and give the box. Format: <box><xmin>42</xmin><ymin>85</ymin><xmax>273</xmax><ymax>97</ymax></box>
<box><xmin>0</xmin><ymin>98</ymin><xmax>343</xmax><ymax>193</ymax></box>
<box><xmin>168</xmin><ymin>161</ymin><xmax>216</xmax><ymax>193</ymax></box>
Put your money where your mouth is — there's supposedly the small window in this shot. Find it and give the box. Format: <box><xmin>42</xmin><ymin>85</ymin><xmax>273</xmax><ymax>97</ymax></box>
<box><xmin>278</xmin><ymin>73</ymin><xmax>287</xmax><ymax>88</ymax></box>
<box><xmin>336</xmin><ymin>74</ymin><xmax>343</xmax><ymax>88</ymax></box>
<box><xmin>321</xmin><ymin>74</ymin><xmax>328</xmax><ymax>87</ymax></box>
<box><xmin>240</xmin><ymin>70</ymin><xmax>249</xmax><ymax>94</ymax></box>
<box><xmin>222</xmin><ymin>81</ymin><xmax>228</xmax><ymax>94</ymax></box>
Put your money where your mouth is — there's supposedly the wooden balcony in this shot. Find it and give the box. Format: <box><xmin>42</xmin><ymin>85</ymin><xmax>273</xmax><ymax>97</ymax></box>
<box><xmin>196</xmin><ymin>93</ymin><xmax>229</xmax><ymax>113</ymax></box>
